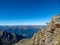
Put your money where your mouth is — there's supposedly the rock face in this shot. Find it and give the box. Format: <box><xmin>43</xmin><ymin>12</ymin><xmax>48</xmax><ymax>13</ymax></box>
<box><xmin>0</xmin><ymin>31</ymin><xmax>26</xmax><ymax>45</ymax></box>
<box><xmin>30</xmin><ymin>14</ymin><xmax>60</xmax><ymax>45</ymax></box>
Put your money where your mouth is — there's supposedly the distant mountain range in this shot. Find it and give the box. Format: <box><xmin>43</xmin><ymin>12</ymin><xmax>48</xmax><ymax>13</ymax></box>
<box><xmin>0</xmin><ymin>25</ymin><xmax>46</xmax><ymax>38</ymax></box>
<box><xmin>0</xmin><ymin>25</ymin><xmax>46</xmax><ymax>45</ymax></box>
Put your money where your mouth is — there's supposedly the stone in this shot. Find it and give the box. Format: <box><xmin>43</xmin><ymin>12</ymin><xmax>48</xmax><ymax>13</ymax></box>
<box><xmin>29</xmin><ymin>14</ymin><xmax>60</xmax><ymax>45</ymax></box>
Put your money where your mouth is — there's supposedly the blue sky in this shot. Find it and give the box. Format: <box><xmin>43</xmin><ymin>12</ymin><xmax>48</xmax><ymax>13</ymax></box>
<box><xmin>0</xmin><ymin>0</ymin><xmax>60</xmax><ymax>25</ymax></box>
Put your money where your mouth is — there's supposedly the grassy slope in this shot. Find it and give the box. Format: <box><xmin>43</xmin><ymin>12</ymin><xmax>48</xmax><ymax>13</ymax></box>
<box><xmin>13</xmin><ymin>38</ymin><xmax>31</xmax><ymax>45</ymax></box>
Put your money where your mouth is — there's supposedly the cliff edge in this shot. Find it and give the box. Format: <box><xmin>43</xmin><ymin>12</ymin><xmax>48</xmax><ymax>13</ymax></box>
<box><xmin>30</xmin><ymin>14</ymin><xmax>60</xmax><ymax>45</ymax></box>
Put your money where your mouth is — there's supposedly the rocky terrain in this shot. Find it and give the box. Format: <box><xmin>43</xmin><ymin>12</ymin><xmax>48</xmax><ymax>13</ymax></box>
<box><xmin>0</xmin><ymin>30</ymin><xmax>26</xmax><ymax>45</ymax></box>
<box><xmin>13</xmin><ymin>14</ymin><xmax>60</xmax><ymax>45</ymax></box>
<box><xmin>29</xmin><ymin>14</ymin><xmax>60</xmax><ymax>45</ymax></box>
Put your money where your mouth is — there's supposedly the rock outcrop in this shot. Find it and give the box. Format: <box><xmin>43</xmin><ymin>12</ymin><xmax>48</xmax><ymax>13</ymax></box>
<box><xmin>0</xmin><ymin>30</ymin><xmax>26</xmax><ymax>45</ymax></box>
<box><xmin>30</xmin><ymin>14</ymin><xmax>60</xmax><ymax>45</ymax></box>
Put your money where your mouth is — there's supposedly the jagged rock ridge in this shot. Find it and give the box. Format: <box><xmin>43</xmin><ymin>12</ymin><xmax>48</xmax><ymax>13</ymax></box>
<box><xmin>30</xmin><ymin>14</ymin><xmax>60</xmax><ymax>45</ymax></box>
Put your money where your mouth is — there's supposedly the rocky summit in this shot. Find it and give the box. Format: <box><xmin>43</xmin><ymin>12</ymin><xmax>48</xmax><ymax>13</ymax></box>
<box><xmin>14</xmin><ymin>14</ymin><xmax>60</xmax><ymax>45</ymax></box>
<box><xmin>29</xmin><ymin>14</ymin><xmax>60</xmax><ymax>45</ymax></box>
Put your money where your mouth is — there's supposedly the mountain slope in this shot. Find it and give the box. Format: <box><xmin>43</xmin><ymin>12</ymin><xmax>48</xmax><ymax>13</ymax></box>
<box><xmin>0</xmin><ymin>30</ymin><xmax>26</xmax><ymax>45</ymax></box>
<box><xmin>29</xmin><ymin>14</ymin><xmax>60</xmax><ymax>45</ymax></box>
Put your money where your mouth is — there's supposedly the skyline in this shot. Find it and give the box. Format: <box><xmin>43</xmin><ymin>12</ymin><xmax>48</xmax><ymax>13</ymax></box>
<box><xmin>0</xmin><ymin>0</ymin><xmax>60</xmax><ymax>25</ymax></box>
